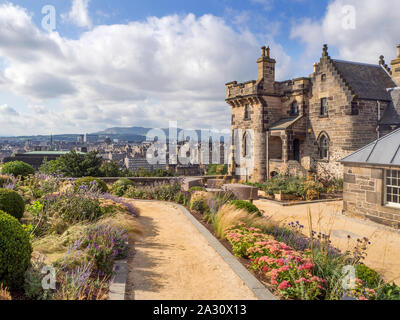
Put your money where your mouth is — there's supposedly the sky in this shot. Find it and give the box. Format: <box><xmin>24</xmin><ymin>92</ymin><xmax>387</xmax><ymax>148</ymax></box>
<box><xmin>0</xmin><ymin>0</ymin><xmax>399</xmax><ymax>136</ymax></box>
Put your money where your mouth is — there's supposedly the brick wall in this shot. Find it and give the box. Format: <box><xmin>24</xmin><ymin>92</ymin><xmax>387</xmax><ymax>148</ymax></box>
<box><xmin>343</xmin><ymin>163</ymin><xmax>400</xmax><ymax>229</ymax></box>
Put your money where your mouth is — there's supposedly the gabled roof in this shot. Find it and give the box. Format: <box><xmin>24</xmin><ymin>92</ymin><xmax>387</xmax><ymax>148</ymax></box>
<box><xmin>269</xmin><ymin>115</ymin><xmax>303</xmax><ymax>131</ymax></box>
<box><xmin>332</xmin><ymin>60</ymin><xmax>397</xmax><ymax>101</ymax></box>
<box><xmin>380</xmin><ymin>89</ymin><xmax>400</xmax><ymax>125</ymax></box>
<box><xmin>341</xmin><ymin>128</ymin><xmax>400</xmax><ymax>166</ymax></box>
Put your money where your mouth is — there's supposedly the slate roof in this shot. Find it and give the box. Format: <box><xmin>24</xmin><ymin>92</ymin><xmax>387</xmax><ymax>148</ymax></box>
<box><xmin>380</xmin><ymin>89</ymin><xmax>400</xmax><ymax>125</ymax></box>
<box><xmin>332</xmin><ymin>60</ymin><xmax>397</xmax><ymax>101</ymax></box>
<box><xmin>341</xmin><ymin>127</ymin><xmax>400</xmax><ymax>166</ymax></box>
<box><xmin>269</xmin><ymin>115</ymin><xmax>303</xmax><ymax>131</ymax></box>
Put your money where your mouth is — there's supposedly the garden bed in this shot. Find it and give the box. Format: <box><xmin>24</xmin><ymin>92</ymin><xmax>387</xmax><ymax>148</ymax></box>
<box><xmin>0</xmin><ymin>170</ymin><xmax>142</xmax><ymax>301</ymax></box>
<box><xmin>188</xmin><ymin>208</ymin><xmax>281</xmax><ymax>298</ymax></box>
<box><xmin>258</xmin><ymin>193</ymin><xmax>343</xmax><ymax>206</ymax></box>
<box><xmin>247</xmin><ymin>175</ymin><xmax>343</xmax><ymax>203</ymax></box>
<box><xmin>115</xmin><ymin>179</ymin><xmax>400</xmax><ymax>300</ymax></box>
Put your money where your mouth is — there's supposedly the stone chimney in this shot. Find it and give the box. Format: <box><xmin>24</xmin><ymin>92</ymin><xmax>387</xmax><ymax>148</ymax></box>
<box><xmin>257</xmin><ymin>46</ymin><xmax>276</xmax><ymax>93</ymax></box>
<box><xmin>391</xmin><ymin>44</ymin><xmax>400</xmax><ymax>86</ymax></box>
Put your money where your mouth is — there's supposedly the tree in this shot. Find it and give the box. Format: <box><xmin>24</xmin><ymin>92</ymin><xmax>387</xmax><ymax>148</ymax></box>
<box><xmin>99</xmin><ymin>160</ymin><xmax>123</xmax><ymax>177</ymax></box>
<box><xmin>39</xmin><ymin>150</ymin><xmax>102</xmax><ymax>177</ymax></box>
<box><xmin>80</xmin><ymin>151</ymin><xmax>102</xmax><ymax>177</ymax></box>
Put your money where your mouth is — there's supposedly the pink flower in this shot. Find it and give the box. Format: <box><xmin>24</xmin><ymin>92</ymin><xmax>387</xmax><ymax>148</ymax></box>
<box><xmin>278</xmin><ymin>265</ymin><xmax>290</xmax><ymax>272</ymax></box>
<box><xmin>278</xmin><ymin>281</ymin><xmax>292</xmax><ymax>290</ymax></box>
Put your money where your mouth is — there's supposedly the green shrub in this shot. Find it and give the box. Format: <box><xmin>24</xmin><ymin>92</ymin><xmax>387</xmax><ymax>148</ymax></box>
<box><xmin>0</xmin><ymin>188</ymin><xmax>25</xmax><ymax>220</ymax></box>
<box><xmin>229</xmin><ymin>200</ymin><xmax>261</xmax><ymax>216</ymax></box>
<box><xmin>0</xmin><ymin>211</ymin><xmax>32</xmax><ymax>289</ymax></box>
<box><xmin>247</xmin><ymin>175</ymin><xmax>323</xmax><ymax>200</ymax></box>
<box><xmin>326</xmin><ymin>178</ymin><xmax>344</xmax><ymax>194</ymax></box>
<box><xmin>356</xmin><ymin>264</ymin><xmax>382</xmax><ymax>289</ymax></box>
<box><xmin>2</xmin><ymin>161</ymin><xmax>34</xmax><ymax>179</ymax></box>
<box><xmin>75</xmin><ymin>177</ymin><xmax>108</xmax><ymax>193</ymax></box>
<box><xmin>377</xmin><ymin>282</ymin><xmax>400</xmax><ymax>300</ymax></box>
<box><xmin>189</xmin><ymin>186</ymin><xmax>206</xmax><ymax>192</ymax></box>
<box><xmin>134</xmin><ymin>168</ymin><xmax>174</xmax><ymax>177</ymax></box>
<box><xmin>124</xmin><ymin>181</ymin><xmax>182</xmax><ymax>202</ymax></box>
<box><xmin>44</xmin><ymin>192</ymin><xmax>104</xmax><ymax>227</ymax></box>
<box><xmin>207</xmin><ymin>164</ymin><xmax>228</xmax><ymax>176</ymax></box>
<box><xmin>190</xmin><ymin>197</ymin><xmax>209</xmax><ymax>214</ymax></box>
<box><xmin>174</xmin><ymin>192</ymin><xmax>189</xmax><ymax>205</ymax></box>
<box><xmin>112</xmin><ymin>178</ymin><xmax>134</xmax><ymax>196</ymax></box>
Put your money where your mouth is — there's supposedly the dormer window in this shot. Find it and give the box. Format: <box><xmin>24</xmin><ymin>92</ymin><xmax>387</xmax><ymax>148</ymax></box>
<box><xmin>320</xmin><ymin>98</ymin><xmax>328</xmax><ymax>116</ymax></box>
<box><xmin>244</xmin><ymin>104</ymin><xmax>250</xmax><ymax>120</ymax></box>
<box><xmin>290</xmin><ymin>101</ymin><xmax>299</xmax><ymax>116</ymax></box>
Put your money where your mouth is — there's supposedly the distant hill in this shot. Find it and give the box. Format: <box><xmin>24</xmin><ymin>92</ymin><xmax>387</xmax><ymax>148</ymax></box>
<box><xmin>0</xmin><ymin>126</ymin><xmax>229</xmax><ymax>143</ymax></box>
<box><xmin>93</xmin><ymin>126</ymin><xmax>230</xmax><ymax>142</ymax></box>
<box><xmin>94</xmin><ymin>126</ymin><xmax>152</xmax><ymax>136</ymax></box>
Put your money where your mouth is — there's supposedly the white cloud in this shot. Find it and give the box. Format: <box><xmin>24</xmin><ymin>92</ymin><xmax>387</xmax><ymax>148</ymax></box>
<box><xmin>62</xmin><ymin>0</ymin><xmax>92</xmax><ymax>28</ymax></box>
<box><xmin>0</xmin><ymin>3</ymin><xmax>293</xmax><ymax>136</ymax></box>
<box><xmin>0</xmin><ymin>104</ymin><xmax>18</xmax><ymax>115</ymax></box>
<box><xmin>291</xmin><ymin>0</ymin><xmax>400</xmax><ymax>64</ymax></box>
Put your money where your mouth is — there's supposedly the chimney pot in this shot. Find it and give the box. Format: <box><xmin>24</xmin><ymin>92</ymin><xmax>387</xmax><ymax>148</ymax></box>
<box><xmin>261</xmin><ymin>46</ymin><xmax>266</xmax><ymax>58</ymax></box>
<box><xmin>313</xmin><ymin>62</ymin><xmax>318</xmax><ymax>73</ymax></box>
<box><xmin>397</xmin><ymin>44</ymin><xmax>400</xmax><ymax>58</ymax></box>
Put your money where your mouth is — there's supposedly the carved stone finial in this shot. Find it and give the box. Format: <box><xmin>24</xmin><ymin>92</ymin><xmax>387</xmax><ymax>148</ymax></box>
<box><xmin>322</xmin><ymin>44</ymin><xmax>328</xmax><ymax>56</ymax></box>
<box><xmin>379</xmin><ymin>55</ymin><xmax>385</xmax><ymax>65</ymax></box>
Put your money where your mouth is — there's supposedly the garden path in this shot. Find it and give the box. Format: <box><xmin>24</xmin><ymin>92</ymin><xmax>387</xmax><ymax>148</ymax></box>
<box><xmin>124</xmin><ymin>200</ymin><xmax>258</xmax><ymax>300</ymax></box>
<box><xmin>255</xmin><ymin>200</ymin><xmax>400</xmax><ymax>284</ymax></box>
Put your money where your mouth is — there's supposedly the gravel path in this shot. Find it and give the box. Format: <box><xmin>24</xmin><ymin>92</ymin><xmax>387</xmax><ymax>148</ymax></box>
<box><xmin>124</xmin><ymin>200</ymin><xmax>258</xmax><ymax>300</ymax></box>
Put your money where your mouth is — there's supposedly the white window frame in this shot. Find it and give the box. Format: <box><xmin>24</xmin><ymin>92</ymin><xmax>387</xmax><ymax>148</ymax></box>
<box><xmin>385</xmin><ymin>169</ymin><xmax>400</xmax><ymax>209</ymax></box>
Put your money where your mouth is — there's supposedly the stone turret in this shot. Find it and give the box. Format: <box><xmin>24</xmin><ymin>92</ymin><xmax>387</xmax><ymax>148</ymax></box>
<box><xmin>391</xmin><ymin>44</ymin><xmax>400</xmax><ymax>86</ymax></box>
<box><xmin>256</xmin><ymin>46</ymin><xmax>276</xmax><ymax>94</ymax></box>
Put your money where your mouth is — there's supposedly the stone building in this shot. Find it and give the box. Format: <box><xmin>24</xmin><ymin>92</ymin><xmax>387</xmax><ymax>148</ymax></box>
<box><xmin>226</xmin><ymin>44</ymin><xmax>400</xmax><ymax>182</ymax></box>
<box><xmin>341</xmin><ymin>122</ymin><xmax>400</xmax><ymax>228</ymax></box>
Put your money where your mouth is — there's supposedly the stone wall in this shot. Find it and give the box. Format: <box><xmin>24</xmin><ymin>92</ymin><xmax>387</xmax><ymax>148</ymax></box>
<box><xmin>343</xmin><ymin>163</ymin><xmax>400</xmax><ymax>229</ymax></box>
<box><xmin>229</xmin><ymin>96</ymin><xmax>266</xmax><ymax>182</ymax></box>
<box><xmin>303</xmin><ymin>54</ymin><xmax>387</xmax><ymax>179</ymax></box>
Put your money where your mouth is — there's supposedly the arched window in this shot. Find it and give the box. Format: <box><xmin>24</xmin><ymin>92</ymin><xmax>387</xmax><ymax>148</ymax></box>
<box><xmin>243</xmin><ymin>131</ymin><xmax>251</xmax><ymax>158</ymax></box>
<box><xmin>319</xmin><ymin>134</ymin><xmax>329</xmax><ymax>160</ymax></box>
<box><xmin>290</xmin><ymin>101</ymin><xmax>299</xmax><ymax>116</ymax></box>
